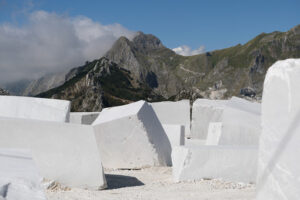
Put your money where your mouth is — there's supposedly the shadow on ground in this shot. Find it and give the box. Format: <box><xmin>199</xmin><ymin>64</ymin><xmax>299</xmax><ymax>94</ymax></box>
<box><xmin>105</xmin><ymin>174</ymin><xmax>145</xmax><ymax>190</ymax></box>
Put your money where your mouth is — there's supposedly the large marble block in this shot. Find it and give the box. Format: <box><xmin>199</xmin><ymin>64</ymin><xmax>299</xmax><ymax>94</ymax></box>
<box><xmin>257</xmin><ymin>59</ymin><xmax>300</xmax><ymax>200</ymax></box>
<box><xmin>172</xmin><ymin>145</ymin><xmax>258</xmax><ymax>183</ymax></box>
<box><xmin>192</xmin><ymin>97</ymin><xmax>261</xmax><ymax>145</ymax></box>
<box><xmin>0</xmin><ymin>117</ymin><xmax>107</xmax><ymax>190</ymax></box>
<box><xmin>0</xmin><ymin>96</ymin><xmax>70</xmax><ymax>122</ymax></box>
<box><xmin>206</xmin><ymin>122</ymin><xmax>222</xmax><ymax>145</ymax></box>
<box><xmin>93</xmin><ymin>100</ymin><xmax>172</xmax><ymax>169</ymax></box>
<box><xmin>70</xmin><ymin>112</ymin><xmax>100</xmax><ymax>124</ymax></box>
<box><xmin>0</xmin><ymin>149</ymin><xmax>46</xmax><ymax>200</ymax></box>
<box><xmin>162</xmin><ymin>124</ymin><xmax>185</xmax><ymax>148</ymax></box>
<box><xmin>191</xmin><ymin>99</ymin><xmax>227</xmax><ymax>139</ymax></box>
<box><xmin>211</xmin><ymin>98</ymin><xmax>261</xmax><ymax>145</ymax></box>
<box><xmin>150</xmin><ymin>100</ymin><xmax>191</xmax><ymax>137</ymax></box>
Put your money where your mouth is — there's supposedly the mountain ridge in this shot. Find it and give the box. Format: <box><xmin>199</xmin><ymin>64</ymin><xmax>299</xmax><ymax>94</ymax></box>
<box><xmin>8</xmin><ymin>24</ymin><xmax>300</xmax><ymax>111</ymax></box>
<box><xmin>37</xmin><ymin>57</ymin><xmax>166</xmax><ymax>111</ymax></box>
<box><xmin>105</xmin><ymin>24</ymin><xmax>300</xmax><ymax>100</ymax></box>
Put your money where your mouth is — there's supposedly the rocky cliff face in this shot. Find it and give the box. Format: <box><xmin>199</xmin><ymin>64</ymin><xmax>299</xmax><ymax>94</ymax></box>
<box><xmin>105</xmin><ymin>32</ymin><xmax>185</xmax><ymax>98</ymax></box>
<box><xmin>106</xmin><ymin>25</ymin><xmax>300</xmax><ymax>100</ymax></box>
<box><xmin>35</xmin><ymin>24</ymin><xmax>300</xmax><ymax>111</ymax></box>
<box><xmin>37</xmin><ymin>58</ymin><xmax>165</xmax><ymax>111</ymax></box>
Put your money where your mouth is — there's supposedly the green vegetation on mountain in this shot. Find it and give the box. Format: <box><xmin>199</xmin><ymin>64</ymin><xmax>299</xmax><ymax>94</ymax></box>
<box><xmin>106</xmin><ymin>25</ymin><xmax>300</xmax><ymax>101</ymax></box>
<box><xmin>37</xmin><ymin>58</ymin><xmax>165</xmax><ymax>111</ymax></box>
<box><xmin>36</xmin><ymin>24</ymin><xmax>300</xmax><ymax>111</ymax></box>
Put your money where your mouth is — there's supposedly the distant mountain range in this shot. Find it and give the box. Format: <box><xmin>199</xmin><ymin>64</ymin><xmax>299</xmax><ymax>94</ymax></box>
<box><xmin>5</xmin><ymin>24</ymin><xmax>300</xmax><ymax>111</ymax></box>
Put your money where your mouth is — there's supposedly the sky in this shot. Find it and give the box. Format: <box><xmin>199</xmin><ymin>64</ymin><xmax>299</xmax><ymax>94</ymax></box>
<box><xmin>0</xmin><ymin>0</ymin><xmax>299</xmax><ymax>84</ymax></box>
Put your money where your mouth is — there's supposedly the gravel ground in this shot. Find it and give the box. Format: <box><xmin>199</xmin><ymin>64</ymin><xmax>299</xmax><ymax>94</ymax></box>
<box><xmin>46</xmin><ymin>167</ymin><xmax>256</xmax><ymax>200</ymax></box>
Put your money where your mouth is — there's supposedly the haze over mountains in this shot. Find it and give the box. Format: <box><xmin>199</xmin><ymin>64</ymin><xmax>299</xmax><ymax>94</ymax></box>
<box><xmin>0</xmin><ymin>10</ymin><xmax>136</xmax><ymax>86</ymax></box>
<box><xmin>3</xmin><ymin>24</ymin><xmax>300</xmax><ymax>111</ymax></box>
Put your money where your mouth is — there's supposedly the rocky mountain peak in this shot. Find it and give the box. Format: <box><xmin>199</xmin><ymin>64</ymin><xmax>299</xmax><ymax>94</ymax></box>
<box><xmin>290</xmin><ymin>24</ymin><xmax>300</xmax><ymax>35</ymax></box>
<box><xmin>112</xmin><ymin>36</ymin><xmax>132</xmax><ymax>48</ymax></box>
<box><xmin>106</xmin><ymin>31</ymin><xmax>164</xmax><ymax>57</ymax></box>
<box><xmin>132</xmin><ymin>31</ymin><xmax>164</xmax><ymax>51</ymax></box>
<box><xmin>104</xmin><ymin>31</ymin><xmax>170</xmax><ymax>91</ymax></box>
<box><xmin>37</xmin><ymin>57</ymin><xmax>165</xmax><ymax>111</ymax></box>
<box><xmin>13</xmin><ymin>24</ymin><xmax>300</xmax><ymax>112</ymax></box>
<box><xmin>109</xmin><ymin>36</ymin><xmax>132</xmax><ymax>51</ymax></box>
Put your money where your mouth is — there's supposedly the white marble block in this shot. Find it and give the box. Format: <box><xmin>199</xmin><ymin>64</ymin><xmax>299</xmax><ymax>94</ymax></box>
<box><xmin>162</xmin><ymin>124</ymin><xmax>185</xmax><ymax>148</ymax></box>
<box><xmin>0</xmin><ymin>117</ymin><xmax>107</xmax><ymax>190</ymax></box>
<box><xmin>70</xmin><ymin>112</ymin><xmax>100</xmax><ymax>124</ymax></box>
<box><xmin>206</xmin><ymin>122</ymin><xmax>222</xmax><ymax>145</ymax></box>
<box><xmin>150</xmin><ymin>100</ymin><xmax>191</xmax><ymax>137</ymax></box>
<box><xmin>257</xmin><ymin>59</ymin><xmax>300</xmax><ymax>200</ymax></box>
<box><xmin>93</xmin><ymin>100</ymin><xmax>172</xmax><ymax>169</ymax></box>
<box><xmin>0</xmin><ymin>149</ymin><xmax>46</xmax><ymax>200</ymax></box>
<box><xmin>172</xmin><ymin>145</ymin><xmax>258</xmax><ymax>183</ymax></box>
<box><xmin>0</xmin><ymin>96</ymin><xmax>70</xmax><ymax>122</ymax></box>
<box><xmin>216</xmin><ymin>98</ymin><xmax>261</xmax><ymax>145</ymax></box>
<box><xmin>191</xmin><ymin>99</ymin><xmax>226</xmax><ymax>139</ymax></box>
<box><xmin>192</xmin><ymin>97</ymin><xmax>261</xmax><ymax>145</ymax></box>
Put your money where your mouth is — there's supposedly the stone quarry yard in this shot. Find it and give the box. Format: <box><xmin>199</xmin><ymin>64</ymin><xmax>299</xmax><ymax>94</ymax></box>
<box><xmin>46</xmin><ymin>167</ymin><xmax>255</xmax><ymax>200</ymax></box>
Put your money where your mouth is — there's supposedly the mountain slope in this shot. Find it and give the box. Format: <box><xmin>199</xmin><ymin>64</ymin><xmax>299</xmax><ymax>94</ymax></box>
<box><xmin>106</xmin><ymin>25</ymin><xmax>300</xmax><ymax>99</ymax></box>
<box><xmin>37</xmin><ymin>58</ymin><xmax>165</xmax><ymax>111</ymax></box>
<box><xmin>3</xmin><ymin>80</ymin><xmax>31</xmax><ymax>96</ymax></box>
<box><xmin>23</xmin><ymin>71</ymin><xmax>69</xmax><ymax>96</ymax></box>
<box><xmin>105</xmin><ymin>32</ymin><xmax>186</xmax><ymax>98</ymax></box>
<box><xmin>36</xmin><ymin>24</ymin><xmax>300</xmax><ymax>111</ymax></box>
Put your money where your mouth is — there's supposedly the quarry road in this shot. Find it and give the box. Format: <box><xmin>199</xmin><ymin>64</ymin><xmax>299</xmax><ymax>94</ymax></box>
<box><xmin>46</xmin><ymin>167</ymin><xmax>255</xmax><ymax>200</ymax></box>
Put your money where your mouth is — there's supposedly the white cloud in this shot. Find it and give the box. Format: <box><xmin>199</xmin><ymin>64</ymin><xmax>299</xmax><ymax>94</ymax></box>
<box><xmin>0</xmin><ymin>10</ymin><xmax>136</xmax><ymax>84</ymax></box>
<box><xmin>172</xmin><ymin>45</ymin><xmax>205</xmax><ymax>56</ymax></box>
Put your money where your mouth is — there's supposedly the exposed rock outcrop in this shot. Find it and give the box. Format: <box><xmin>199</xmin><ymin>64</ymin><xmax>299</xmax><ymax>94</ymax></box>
<box><xmin>0</xmin><ymin>87</ymin><xmax>9</xmax><ymax>95</ymax></box>
<box><xmin>106</xmin><ymin>25</ymin><xmax>300</xmax><ymax>100</ymax></box>
<box><xmin>37</xmin><ymin>58</ymin><xmax>165</xmax><ymax>111</ymax></box>
<box><xmin>35</xmin><ymin>24</ymin><xmax>300</xmax><ymax>111</ymax></box>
